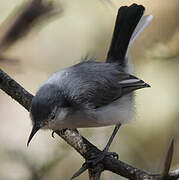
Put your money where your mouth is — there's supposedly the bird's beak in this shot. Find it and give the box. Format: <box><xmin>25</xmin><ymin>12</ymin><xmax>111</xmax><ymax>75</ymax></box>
<box><xmin>27</xmin><ymin>125</ymin><xmax>40</xmax><ymax>147</ymax></box>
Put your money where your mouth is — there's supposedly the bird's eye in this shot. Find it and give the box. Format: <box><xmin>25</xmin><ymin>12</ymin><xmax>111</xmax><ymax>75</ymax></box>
<box><xmin>51</xmin><ymin>114</ymin><xmax>55</xmax><ymax>120</ymax></box>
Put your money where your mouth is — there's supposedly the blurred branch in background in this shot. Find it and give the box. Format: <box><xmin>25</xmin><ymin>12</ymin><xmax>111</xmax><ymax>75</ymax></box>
<box><xmin>0</xmin><ymin>145</ymin><xmax>69</xmax><ymax>180</ymax></box>
<box><xmin>0</xmin><ymin>0</ymin><xmax>62</xmax><ymax>55</ymax></box>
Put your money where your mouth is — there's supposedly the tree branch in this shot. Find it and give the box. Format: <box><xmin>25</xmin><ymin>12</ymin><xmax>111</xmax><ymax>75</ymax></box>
<box><xmin>0</xmin><ymin>69</ymin><xmax>33</xmax><ymax>110</ymax></box>
<box><xmin>0</xmin><ymin>69</ymin><xmax>179</xmax><ymax>180</ymax></box>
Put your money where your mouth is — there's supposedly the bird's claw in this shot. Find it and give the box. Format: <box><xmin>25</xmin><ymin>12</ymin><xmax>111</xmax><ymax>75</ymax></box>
<box><xmin>51</xmin><ymin>131</ymin><xmax>55</xmax><ymax>138</ymax></box>
<box><xmin>71</xmin><ymin>151</ymin><xmax>119</xmax><ymax>179</ymax></box>
<box><xmin>86</xmin><ymin>151</ymin><xmax>119</xmax><ymax>167</ymax></box>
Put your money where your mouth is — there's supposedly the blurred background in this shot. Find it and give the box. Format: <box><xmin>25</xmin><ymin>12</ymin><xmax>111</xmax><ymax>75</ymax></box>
<box><xmin>0</xmin><ymin>0</ymin><xmax>178</xmax><ymax>179</ymax></box>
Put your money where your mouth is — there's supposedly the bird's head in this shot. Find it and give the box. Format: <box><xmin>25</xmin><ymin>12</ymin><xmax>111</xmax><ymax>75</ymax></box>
<box><xmin>27</xmin><ymin>83</ymin><xmax>68</xmax><ymax>146</ymax></box>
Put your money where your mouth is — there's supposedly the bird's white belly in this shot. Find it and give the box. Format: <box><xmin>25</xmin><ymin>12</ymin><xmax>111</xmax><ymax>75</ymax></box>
<box><xmin>92</xmin><ymin>94</ymin><xmax>134</xmax><ymax>126</ymax></box>
<box><xmin>48</xmin><ymin>94</ymin><xmax>134</xmax><ymax>130</ymax></box>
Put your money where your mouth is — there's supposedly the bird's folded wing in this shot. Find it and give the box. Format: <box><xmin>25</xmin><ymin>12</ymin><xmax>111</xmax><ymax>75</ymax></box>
<box><xmin>79</xmin><ymin>72</ymin><xmax>150</xmax><ymax>109</ymax></box>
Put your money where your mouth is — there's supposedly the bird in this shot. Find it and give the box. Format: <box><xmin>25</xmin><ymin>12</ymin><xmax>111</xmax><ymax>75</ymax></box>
<box><xmin>28</xmin><ymin>3</ymin><xmax>152</xmax><ymax>159</ymax></box>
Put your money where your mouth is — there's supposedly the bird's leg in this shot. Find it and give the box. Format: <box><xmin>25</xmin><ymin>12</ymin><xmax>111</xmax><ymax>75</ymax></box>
<box><xmin>85</xmin><ymin>123</ymin><xmax>121</xmax><ymax>166</ymax></box>
<box><xmin>71</xmin><ymin>124</ymin><xmax>121</xmax><ymax>179</ymax></box>
<box><xmin>103</xmin><ymin>123</ymin><xmax>121</xmax><ymax>152</ymax></box>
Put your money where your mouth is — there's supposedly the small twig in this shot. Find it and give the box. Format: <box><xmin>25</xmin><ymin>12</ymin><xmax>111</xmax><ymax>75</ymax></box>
<box><xmin>162</xmin><ymin>138</ymin><xmax>174</xmax><ymax>178</ymax></box>
<box><xmin>70</xmin><ymin>164</ymin><xmax>88</xmax><ymax>180</ymax></box>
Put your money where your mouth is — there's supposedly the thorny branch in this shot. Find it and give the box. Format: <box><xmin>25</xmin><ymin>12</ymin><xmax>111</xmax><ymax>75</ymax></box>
<box><xmin>0</xmin><ymin>0</ymin><xmax>179</xmax><ymax>179</ymax></box>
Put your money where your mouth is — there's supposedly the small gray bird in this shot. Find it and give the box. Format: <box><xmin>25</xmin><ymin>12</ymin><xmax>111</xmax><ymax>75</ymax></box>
<box><xmin>28</xmin><ymin>4</ymin><xmax>153</xmax><ymax>153</ymax></box>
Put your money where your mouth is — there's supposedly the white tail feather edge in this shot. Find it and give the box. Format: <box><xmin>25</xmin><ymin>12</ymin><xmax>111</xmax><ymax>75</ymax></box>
<box><xmin>129</xmin><ymin>15</ymin><xmax>153</xmax><ymax>47</ymax></box>
<box><xmin>125</xmin><ymin>15</ymin><xmax>153</xmax><ymax>74</ymax></box>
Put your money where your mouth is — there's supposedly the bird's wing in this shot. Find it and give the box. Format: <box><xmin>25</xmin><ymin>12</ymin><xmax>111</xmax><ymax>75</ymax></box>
<box><xmin>68</xmin><ymin>62</ymin><xmax>150</xmax><ymax>109</ymax></box>
<box><xmin>85</xmin><ymin>72</ymin><xmax>149</xmax><ymax>109</ymax></box>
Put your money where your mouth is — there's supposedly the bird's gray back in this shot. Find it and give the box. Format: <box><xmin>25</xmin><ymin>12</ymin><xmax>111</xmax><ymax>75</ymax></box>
<box><xmin>45</xmin><ymin>60</ymin><xmax>130</xmax><ymax>109</ymax></box>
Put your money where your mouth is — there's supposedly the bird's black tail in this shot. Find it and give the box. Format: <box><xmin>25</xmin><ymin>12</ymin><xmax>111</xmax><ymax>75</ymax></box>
<box><xmin>106</xmin><ymin>4</ymin><xmax>145</xmax><ymax>63</ymax></box>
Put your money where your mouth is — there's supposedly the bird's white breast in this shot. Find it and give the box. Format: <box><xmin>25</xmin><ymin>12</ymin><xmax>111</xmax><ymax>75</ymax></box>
<box><xmin>48</xmin><ymin>94</ymin><xmax>134</xmax><ymax>129</ymax></box>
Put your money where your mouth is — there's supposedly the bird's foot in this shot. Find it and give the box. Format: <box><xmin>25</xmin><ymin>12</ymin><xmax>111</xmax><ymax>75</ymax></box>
<box><xmin>51</xmin><ymin>128</ymin><xmax>69</xmax><ymax>138</ymax></box>
<box><xmin>70</xmin><ymin>150</ymin><xmax>118</xmax><ymax>179</ymax></box>
<box><xmin>86</xmin><ymin>151</ymin><xmax>118</xmax><ymax>167</ymax></box>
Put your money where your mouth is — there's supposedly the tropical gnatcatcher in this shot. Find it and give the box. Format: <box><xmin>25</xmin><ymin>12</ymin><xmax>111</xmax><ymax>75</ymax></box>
<box><xmin>28</xmin><ymin>4</ymin><xmax>153</xmax><ymax>156</ymax></box>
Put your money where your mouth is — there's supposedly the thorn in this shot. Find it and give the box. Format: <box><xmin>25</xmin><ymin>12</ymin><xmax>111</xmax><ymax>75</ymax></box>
<box><xmin>52</xmin><ymin>131</ymin><xmax>55</xmax><ymax>138</ymax></box>
<box><xmin>70</xmin><ymin>163</ymin><xmax>88</xmax><ymax>180</ymax></box>
<box><xmin>162</xmin><ymin>138</ymin><xmax>174</xmax><ymax>178</ymax></box>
